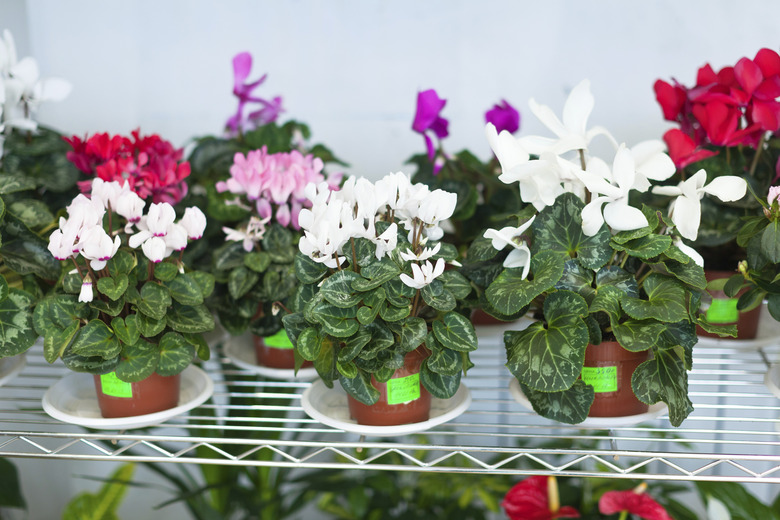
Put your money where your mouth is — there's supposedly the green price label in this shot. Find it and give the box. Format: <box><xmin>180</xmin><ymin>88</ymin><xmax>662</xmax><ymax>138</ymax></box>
<box><xmin>263</xmin><ymin>329</ymin><xmax>294</xmax><ymax>349</ymax></box>
<box><xmin>581</xmin><ymin>366</ymin><xmax>617</xmax><ymax>393</ymax></box>
<box><xmin>706</xmin><ymin>298</ymin><xmax>739</xmax><ymax>324</ymax></box>
<box><xmin>100</xmin><ymin>372</ymin><xmax>133</xmax><ymax>398</ymax></box>
<box><xmin>386</xmin><ymin>373</ymin><xmax>421</xmax><ymax>405</ymax></box>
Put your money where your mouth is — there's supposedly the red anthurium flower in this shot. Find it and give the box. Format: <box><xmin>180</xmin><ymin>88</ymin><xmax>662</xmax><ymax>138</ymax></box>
<box><xmin>653</xmin><ymin>80</ymin><xmax>687</xmax><ymax>122</ymax></box>
<box><xmin>502</xmin><ymin>476</ymin><xmax>580</xmax><ymax>520</ymax></box>
<box><xmin>662</xmin><ymin>129</ymin><xmax>717</xmax><ymax>170</ymax></box>
<box><xmin>599</xmin><ymin>482</ymin><xmax>672</xmax><ymax>520</ymax></box>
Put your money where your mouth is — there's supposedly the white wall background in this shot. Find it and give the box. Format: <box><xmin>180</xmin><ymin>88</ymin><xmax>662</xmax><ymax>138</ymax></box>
<box><xmin>18</xmin><ymin>0</ymin><xmax>780</xmax><ymax>179</ymax></box>
<box><xmin>3</xmin><ymin>0</ymin><xmax>780</xmax><ymax>517</ymax></box>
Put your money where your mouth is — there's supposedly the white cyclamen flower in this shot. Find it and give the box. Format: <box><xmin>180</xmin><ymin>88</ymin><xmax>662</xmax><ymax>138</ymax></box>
<box><xmin>129</xmin><ymin>202</ymin><xmax>177</xmax><ymax>248</ymax></box>
<box><xmin>518</xmin><ymin>79</ymin><xmax>614</xmax><ymax>156</ymax></box>
<box><xmin>78</xmin><ymin>226</ymin><xmax>121</xmax><ymax>270</ymax></box>
<box><xmin>652</xmin><ymin>169</ymin><xmax>747</xmax><ymax>241</ymax></box>
<box><xmin>223</xmin><ymin>215</ymin><xmax>270</xmax><ymax>252</ymax></box>
<box><xmin>399</xmin><ymin>242</ymin><xmax>441</xmax><ymax>262</ymax></box>
<box><xmin>66</xmin><ymin>194</ymin><xmax>105</xmax><ymax>235</ymax></box>
<box><xmin>577</xmin><ymin>145</ymin><xmax>650</xmax><ymax>236</ymax></box>
<box><xmin>371</xmin><ymin>222</ymin><xmax>398</xmax><ymax>261</ymax></box>
<box><xmin>483</xmin><ymin>216</ymin><xmax>536</xmax><ymax>279</ymax></box>
<box><xmin>47</xmin><ymin>226</ymin><xmax>79</xmax><ymax>261</ymax></box>
<box><xmin>90</xmin><ymin>178</ymin><xmax>128</xmax><ymax>210</ymax></box>
<box><xmin>78</xmin><ymin>276</ymin><xmax>93</xmax><ymax>303</ymax></box>
<box><xmin>142</xmin><ymin>236</ymin><xmax>167</xmax><ymax>263</ymax></box>
<box><xmin>179</xmin><ymin>207</ymin><xmax>207</xmax><ymax>240</ymax></box>
<box><xmin>115</xmin><ymin>190</ymin><xmax>146</xmax><ymax>231</ymax></box>
<box><xmin>399</xmin><ymin>258</ymin><xmax>446</xmax><ymax>290</ymax></box>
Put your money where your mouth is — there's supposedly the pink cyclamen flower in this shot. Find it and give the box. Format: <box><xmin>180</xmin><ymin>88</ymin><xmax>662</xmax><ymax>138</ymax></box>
<box><xmin>217</xmin><ymin>146</ymin><xmax>327</xmax><ymax>230</ymax></box>
<box><xmin>412</xmin><ymin>89</ymin><xmax>449</xmax><ymax>172</ymax></box>
<box><xmin>485</xmin><ymin>99</ymin><xmax>520</xmax><ymax>134</ymax></box>
<box><xmin>767</xmin><ymin>186</ymin><xmax>780</xmax><ymax>206</ymax></box>
<box><xmin>598</xmin><ymin>483</ymin><xmax>672</xmax><ymax>520</ymax></box>
<box><xmin>225</xmin><ymin>52</ymin><xmax>283</xmax><ymax>134</ymax></box>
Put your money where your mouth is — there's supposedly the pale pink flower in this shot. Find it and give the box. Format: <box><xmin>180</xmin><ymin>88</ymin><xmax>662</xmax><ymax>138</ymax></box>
<box><xmin>768</xmin><ymin>186</ymin><xmax>780</xmax><ymax>206</ymax></box>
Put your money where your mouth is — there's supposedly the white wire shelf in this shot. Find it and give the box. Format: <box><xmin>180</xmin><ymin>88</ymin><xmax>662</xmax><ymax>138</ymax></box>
<box><xmin>0</xmin><ymin>321</ymin><xmax>780</xmax><ymax>483</ymax></box>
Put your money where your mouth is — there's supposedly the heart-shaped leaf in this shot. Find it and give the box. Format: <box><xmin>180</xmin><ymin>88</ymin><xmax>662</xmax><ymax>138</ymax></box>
<box><xmin>70</xmin><ymin>319</ymin><xmax>121</xmax><ymax>359</ymax></box>
<box><xmin>521</xmin><ymin>380</ymin><xmax>595</xmax><ymax>424</ymax></box>
<box><xmin>157</xmin><ymin>332</ymin><xmax>195</xmax><ymax>376</ymax></box>
<box><xmin>621</xmin><ymin>273</ymin><xmax>688</xmax><ymax>323</ymax></box>
<box><xmin>97</xmin><ymin>274</ymin><xmax>128</xmax><ymax>301</ymax></box>
<box><xmin>166</xmin><ymin>273</ymin><xmax>204</xmax><ymax>306</ymax></box>
<box><xmin>486</xmin><ymin>250</ymin><xmax>564</xmax><ymax>315</ymax></box>
<box><xmin>321</xmin><ymin>270</ymin><xmax>363</xmax><ymax>308</ymax></box>
<box><xmin>631</xmin><ymin>348</ymin><xmax>693</xmax><ymax>427</ymax></box>
<box><xmin>166</xmin><ymin>303</ymin><xmax>215</xmax><ymax>334</ymax></box>
<box><xmin>432</xmin><ymin>312</ymin><xmax>478</xmax><ymax>353</ymax></box>
<box><xmin>111</xmin><ymin>315</ymin><xmax>139</xmax><ymax>346</ymax></box>
<box><xmin>505</xmin><ymin>290</ymin><xmax>589</xmax><ymax>392</ymax></box>
<box><xmin>137</xmin><ymin>282</ymin><xmax>171</xmax><ymax>320</ymax></box>
<box><xmin>114</xmin><ymin>340</ymin><xmax>158</xmax><ymax>383</ymax></box>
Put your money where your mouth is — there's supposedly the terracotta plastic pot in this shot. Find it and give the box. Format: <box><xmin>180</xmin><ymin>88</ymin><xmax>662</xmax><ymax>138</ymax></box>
<box><xmin>93</xmin><ymin>371</ymin><xmax>181</xmax><ymax>418</ymax></box>
<box><xmin>253</xmin><ymin>329</ymin><xmax>313</xmax><ymax>369</ymax></box>
<box><xmin>470</xmin><ymin>309</ymin><xmax>515</xmax><ymax>326</ymax></box>
<box><xmin>347</xmin><ymin>347</ymin><xmax>432</xmax><ymax>426</ymax></box>
<box><xmin>697</xmin><ymin>270</ymin><xmax>761</xmax><ymax>340</ymax></box>
<box><xmin>583</xmin><ymin>342</ymin><xmax>649</xmax><ymax>417</ymax></box>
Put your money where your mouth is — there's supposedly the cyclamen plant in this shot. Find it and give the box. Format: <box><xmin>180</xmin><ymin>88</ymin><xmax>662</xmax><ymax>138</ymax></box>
<box><xmin>65</xmin><ymin>129</ymin><xmax>191</xmax><ymax>205</ymax></box>
<box><xmin>282</xmin><ymin>172</ymin><xmax>477</xmax><ymax>405</ymax></box>
<box><xmin>34</xmin><ymin>178</ymin><xmax>214</xmax><ymax>382</ymax></box>
<box><xmin>653</xmin><ymin>48</ymin><xmax>780</xmax><ymax>265</ymax></box>
<box><xmin>210</xmin><ymin>146</ymin><xmax>340</xmax><ymax>336</ymax></box>
<box><xmin>476</xmin><ymin>80</ymin><xmax>746</xmax><ymax>425</ymax></box>
<box><xmin>408</xmin><ymin>89</ymin><xmax>524</xmax><ymax>249</ymax></box>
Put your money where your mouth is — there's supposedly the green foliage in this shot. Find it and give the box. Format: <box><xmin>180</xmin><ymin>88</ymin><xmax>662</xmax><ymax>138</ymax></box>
<box><xmin>288</xmin><ymin>231</ymin><xmax>477</xmax><ymax>403</ymax></box>
<box><xmin>63</xmin><ymin>463</ymin><xmax>135</xmax><ymax>520</ymax></box>
<box><xmin>493</xmin><ymin>191</ymin><xmax>711</xmax><ymax>425</ymax></box>
<box><xmin>34</xmin><ymin>247</ymin><xmax>215</xmax><ymax>381</ymax></box>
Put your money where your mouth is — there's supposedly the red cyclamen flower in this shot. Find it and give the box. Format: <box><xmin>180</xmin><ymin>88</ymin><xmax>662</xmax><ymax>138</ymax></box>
<box><xmin>662</xmin><ymin>129</ymin><xmax>717</xmax><ymax>170</ymax></box>
<box><xmin>502</xmin><ymin>476</ymin><xmax>580</xmax><ymax>520</ymax></box>
<box><xmin>65</xmin><ymin>129</ymin><xmax>190</xmax><ymax>205</ymax></box>
<box><xmin>598</xmin><ymin>483</ymin><xmax>672</xmax><ymax>520</ymax></box>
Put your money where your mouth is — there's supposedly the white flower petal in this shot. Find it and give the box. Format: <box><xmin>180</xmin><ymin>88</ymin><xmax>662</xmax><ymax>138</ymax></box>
<box><xmin>603</xmin><ymin>201</ymin><xmax>648</xmax><ymax>232</ymax></box>
<box><xmin>701</xmin><ymin>176</ymin><xmax>747</xmax><ymax>202</ymax></box>
<box><xmin>671</xmin><ymin>194</ymin><xmax>702</xmax><ymax>241</ymax></box>
<box><xmin>580</xmin><ymin>197</ymin><xmax>608</xmax><ymax>236</ymax></box>
<box><xmin>674</xmin><ymin>239</ymin><xmax>704</xmax><ymax>268</ymax></box>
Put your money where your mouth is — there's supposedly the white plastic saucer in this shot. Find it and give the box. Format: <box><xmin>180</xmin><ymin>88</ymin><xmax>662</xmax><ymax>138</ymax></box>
<box><xmin>42</xmin><ymin>365</ymin><xmax>214</xmax><ymax>430</ymax></box>
<box><xmin>301</xmin><ymin>379</ymin><xmax>472</xmax><ymax>437</ymax></box>
<box><xmin>223</xmin><ymin>335</ymin><xmax>318</xmax><ymax>380</ymax></box>
<box><xmin>0</xmin><ymin>354</ymin><xmax>25</xmax><ymax>388</ymax></box>
<box><xmin>509</xmin><ymin>379</ymin><xmax>667</xmax><ymax>428</ymax></box>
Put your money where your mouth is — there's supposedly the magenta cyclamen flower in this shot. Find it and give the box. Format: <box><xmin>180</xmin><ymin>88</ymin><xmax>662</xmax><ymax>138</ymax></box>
<box><xmin>412</xmin><ymin>89</ymin><xmax>449</xmax><ymax>168</ymax></box>
<box><xmin>225</xmin><ymin>52</ymin><xmax>284</xmax><ymax>134</ymax></box>
<box><xmin>485</xmin><ymin>99</ymin><xmax>520</xmax><ymax>134</ymax></box>
<box><xmin>216</xmin><ymin>147</ymin><xmax>339</xmax><ymax>229</ymax></box>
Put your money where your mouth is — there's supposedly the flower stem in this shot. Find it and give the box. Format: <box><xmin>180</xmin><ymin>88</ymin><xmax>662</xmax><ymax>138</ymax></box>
<box><xmin>71</xmin><ymin>258</ymin><xmax>85</xmax><ymax>281</ymax></box>
<box><xmin>749</xmin><ymin>133</ymin><xmax>767</xmax><ymax>177</ymax></box>
<box><xmin>411</xmin><ymin>291</ymin><xmax>421</xmax><ymax>317</ymax></box>
<box><xmin>618</xmin><ymin>511</ymin><xmax>629</xmax><ymax>520</ymax></box>
<box><xmin>350</xmin><ymin>237</ymin><xmax>360</xmax><ymax>274</ymax></box>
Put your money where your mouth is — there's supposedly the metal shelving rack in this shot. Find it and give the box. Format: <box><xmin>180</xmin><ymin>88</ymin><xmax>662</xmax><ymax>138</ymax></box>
<box><xmin>0</xmin><ymin>322</ymin><xmax>779</xmax><ymax>483</ymax></box>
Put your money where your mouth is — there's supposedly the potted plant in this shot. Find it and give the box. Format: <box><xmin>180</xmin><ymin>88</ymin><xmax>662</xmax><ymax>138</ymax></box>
<box><xmin>210</xmin><ymin>145</ymin><xmax>341</xmax><ymax>369</ymax></box>
<box><xmin>0</xmin><ymin>28</ymin><xmax>81</xmax><ymax>367</ymax></box>
<box><xmin>652</xmin><ymin>48</ymin><xmax>780</xmax><ymax>339</ymax></box>
<box><xmin>282</xmin><ymin>172</ymin><xmax>477</xmax><ymax>426</ymax></box>
<box><xmin>34</xmin><ymin>173</ymin><xmax>214</xmax><ymax>418</ymax></box>
<box><xmin>482</xmin><ymin>80</ymin><xmax>746</xmax><ymax>426</ymax></box>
